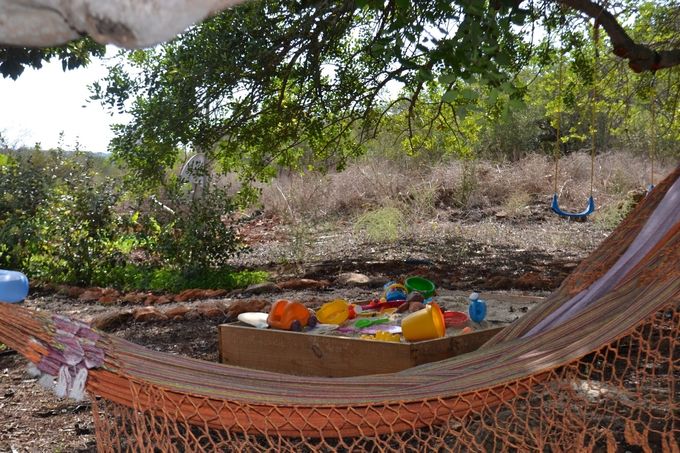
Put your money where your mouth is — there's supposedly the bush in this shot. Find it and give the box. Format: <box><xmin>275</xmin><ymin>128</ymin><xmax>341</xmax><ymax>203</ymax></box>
<box><xmin>129</xmin><ymin>182</ymin><xmax>245</xmax><ymax>274</ymax></box>
<box><xmin>25</xmin><ymin>179</ymin><xmax>122</xmax><ymax>284</ymax></box>
<box><xmin>0</xmin><ymin>149</ymin><xmax>253</xmax><ymax>290</ymax></box>
<box><xmin>0</xmin><ymin>150</ymin><xmax>122</xmax><ymax>280</ymax></box>
<box><xmin>354</xmin><ymin>206</ymin><xmax>405</xmax><ymax>243</ymax></box>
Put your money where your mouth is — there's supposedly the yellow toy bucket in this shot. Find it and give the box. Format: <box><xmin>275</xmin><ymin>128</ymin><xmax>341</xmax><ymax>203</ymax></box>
<box><xmin>401</xmin><ymin>303</ymin><xmax>445</xmax><ymax>341</ymax></box>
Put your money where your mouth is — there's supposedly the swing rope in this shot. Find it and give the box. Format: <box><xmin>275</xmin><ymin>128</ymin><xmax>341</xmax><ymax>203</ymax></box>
<box><xmin>590</xmin><ymin>21</ymin><xmax>598</xmax><ymax>197</ymax></box>
<box><xmin>550</xmin><ymin>20</ymin><xmax>598</xmax><ymax>219</ymax></box>
<box><xmin>553</xmin><ymin>51</ymin><xmax>563</xmax><ymax>196</ymax></box>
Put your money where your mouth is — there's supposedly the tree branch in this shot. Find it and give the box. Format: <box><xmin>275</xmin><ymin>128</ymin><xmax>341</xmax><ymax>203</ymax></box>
<box><xmin>558</xmin><ymin>0</ymin><xmax>680</xmax><ymax>72</ymax></box>
<box><xmin>494</xmin><ymin>0</ymin><xmax>680</xmax><ymax>72</ymax></box>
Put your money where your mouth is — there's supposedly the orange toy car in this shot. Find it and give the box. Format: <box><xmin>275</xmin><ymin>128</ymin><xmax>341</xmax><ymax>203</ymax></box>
<box><xmin>267</xmin><ymin>300</ymin><xmax>317</xmax><ymax>331</ymax></box>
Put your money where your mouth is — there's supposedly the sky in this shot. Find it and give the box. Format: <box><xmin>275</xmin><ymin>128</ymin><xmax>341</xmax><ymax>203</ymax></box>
<box><xmin>0</xmin><ymin>51</ymin><xmax>129</xmax><ymax>153</ymax></box>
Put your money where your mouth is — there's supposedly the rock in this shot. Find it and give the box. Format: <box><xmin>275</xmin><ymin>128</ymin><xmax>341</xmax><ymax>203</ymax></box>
<box><xmin>90</xmin><ymin>310</ymin><xmax>133</xmax><ymax>331</ymax></box>
<box><xmin>184</xmin><ymin>309</ymin><xmax>201</xmax><ymax>320</ymax></box>
<box><xmin>154</xmin><ymin>295</ymin><xmax>173</xmax><ymax>305</ymax></box>
<box><xmin>495</xmin><ymin>211</ymin><xmax>508</xmax><ymax>219</ymax></box>
<box><xmin>97</xmin><ymin>294</ymin><xmax>119</xmax><ymax>305</ymax></box>
<box><xmin>57</xmin><ymin>285</ymin><xmax>86</xmax><ymax>298</ymax></box>
<box><xmin>143</xmin><ymin>294</ymin><xmax>159</xmax><ymax>305</ymax></box>
<box><xmin>197</xmin><ymin>302</ymin><xmax>227</xmax><ymax>318</ymax></box>
<box><xmin>97</xmin><ymin>288</ymin><xmax>120</xmax><ymax>305</ymax></box>
<box><xmin>334</xmin><ymin>272</ymin><xmax>371</xmax><ymax>287</ymax></box>
<box><xmin>406</xmin><ymin>291</ymin><xmax>425</xmax><ymax>303</ymax></box>
<box><xmin>242</xmin><ymin>282</ymin><xmax>280</xmax><ymax>295</ymax></box>
<box><xmin>277</xmin><ymin>279</ymin><xmax>330</xmax><ymax>291</ymax></box>
<box><xmin>408</xmin><ymin>302</ymin><xmax>426</xmax><ymax>313</ymax></box>
<box><xmin>164</xmin><ymin>305</ymin><xmax>191</xmax><ymax>319</ymax></box>
<box><xmin>203</xmin><ymin>289</ymin><xmax>228</xmax><ymax>298</ymax></box>
<box><xmin>175</xmin><ymin>289</ymin><xmax>204</xmax><ymax>302</ymax></box>
<box><xmin>225</xmin><ymin>299</ymin><xmax>271</xmax><ymax>321</ymax></box>
<box><xmin>121</xmin><ymin>292</ymin><xmax>146</xmax><ymax>305</ymax></box>
<box><xmin>78</xmin><ymin>288</ymin><xmax>103</xmax><ymax>302</ymax></box>
<box><xmin>132</xmin><ymin>307</ymin><xmax>167</xmax><ymax>323</ymax></box>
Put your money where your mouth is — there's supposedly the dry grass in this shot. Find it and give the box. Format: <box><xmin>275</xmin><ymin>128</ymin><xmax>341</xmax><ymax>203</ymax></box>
<box><xmin>260</xmin><ymin>152</ymin><xmax>676</xmax><ymax>226</ymax></box>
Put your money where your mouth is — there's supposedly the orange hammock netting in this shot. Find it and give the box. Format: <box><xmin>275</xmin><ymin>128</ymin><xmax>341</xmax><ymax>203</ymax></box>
<box><xmin>1</xmin><ymin>167</ymin><xmax>679</xmax><ymax>452</ymax></box>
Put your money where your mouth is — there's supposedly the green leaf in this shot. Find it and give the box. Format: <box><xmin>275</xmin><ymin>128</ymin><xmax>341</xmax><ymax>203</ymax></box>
<box><xmin>495</xmin><ymin>51</ymin><xmax>511</xmax><ymax>66</ymax></box>
<box><xmin>487</xmin><ymin>89</ymin><xmax>500</xmax><ymax>105</ymax></box>
<box><xmin>438</xmin><ymin>72</ymin><xmax>458</xmax><ymax>84</ymax></box>
<box><xmin>442</xmin><ymin>89</ymin><xmax>457</xmax><ymax>103</ymax></box>
<box><xmin>456</xmin><ymin>106</ymin><xmax>469</xmax><ymax>119</ymax></box>
<box><xmin>508</xmin><ymin>98</ymin><xmax>525</xmax><ymax>110</ymax></box>
<box><xmin>416</xmin><ymin>68</ymin><xmax>434</xmax><ymax>81</ymax></box>
<box><xmin>511</xmin><ymin>10</ymin><xmax>530</xmax><ymax>26</ymax></box>
<box><xmin>461</xmin><ymin>88</ymin><xmax>477</xmax><ymax>100</ymax></box>
<box><xmin>395</xmin><ymin>0</ymin><xmax>409</xmax><ymax>10</ymax></box>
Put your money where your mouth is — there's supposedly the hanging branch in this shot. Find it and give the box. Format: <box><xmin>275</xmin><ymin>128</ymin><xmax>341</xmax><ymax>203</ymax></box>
<box><xmin>560</xmin><ymin>0</ymin><xmax>680</xmax><ymax>72</ymax></box>
<box><xmin>495</xmin><ymin>0</ymin><xmax>680</xmax><ymax>72</ymax></box>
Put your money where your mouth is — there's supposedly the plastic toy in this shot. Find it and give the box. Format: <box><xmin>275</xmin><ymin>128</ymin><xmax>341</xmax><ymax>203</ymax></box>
<box><xmin>468</xmin><ymin>292</ymin><xmax>487</xmax><ymax>323</ymax></box>
<box><xmin>267</xmin><ymin>300</ymin><xmax>317</xmax><ymax>331</ymax></box>
<box><xmin>316</xmin><ymin>299</ymin><xmax>350</xmax><ymax>325</ymax></box>
<box><xmin>404</xmin><ymin>276</ymin><xmax>436</xmax><ymax>298</ymax></box>
<box><xmin>443</xmin><ymin>311</ymin><xmax>469</xmax><ymax>329</ymax></box>
<box><xmin>383</xmin><ymin>282</ymin><xmax>408</xmax><ymax>302</ymax></box>
<box><xmin>316</xmin><ymin>299</ymin><xmax>361</xmax><ymax>324</ymax></box>
<box><xmin>237</xmin><ymin>312</ymin><xmax>269</xmax><ymax>328</ymax></box>
<box><xmin>355</xmin><ymin>317</ymin><xmax>390</xmax><ymax>329</ymax></box>
<box><xmin>0</xmin><ymin>269</ymin><xmax>29</xmax><ymax>303</ymax></box>
<box><xmin>401</xmin><ymin>303</ymin><xmax>445</xmax><ymax>341</ymax></box>
<box><xmin>361</xmin><ymin>299</ymin><xmax>406</xmax><ymax>311</ymax></box>
<box><xmin>348</xmin><ymin>304</ymin><xmax>361</xmax><ymax>318</ymax></box>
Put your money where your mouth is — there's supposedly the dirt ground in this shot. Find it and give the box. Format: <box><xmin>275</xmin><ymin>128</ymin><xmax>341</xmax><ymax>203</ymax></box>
<box><xmin>0</xmin><ymin>211</ymin><xmax>609</xmax><ymax>452</ymax></box>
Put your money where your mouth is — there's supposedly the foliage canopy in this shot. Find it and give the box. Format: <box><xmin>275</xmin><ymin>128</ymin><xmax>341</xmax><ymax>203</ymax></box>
<box><xmin>87</xmin><ymin>0</ymin><xmax>678</xmax><ymax>186</ymax></box>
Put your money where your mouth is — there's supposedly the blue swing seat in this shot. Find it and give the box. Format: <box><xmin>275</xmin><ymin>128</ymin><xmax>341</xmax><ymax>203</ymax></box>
<box><xmin>551</xmin><ymin>193</ymin><xmax>595</xmax><ymax>218</ymax></box>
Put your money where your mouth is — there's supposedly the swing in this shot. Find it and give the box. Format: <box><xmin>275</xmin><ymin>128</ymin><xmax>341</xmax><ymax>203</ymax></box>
<box><xmin>551</xmin><ymin>192</ymin><xmax>595</xmax><ymax>218</ymax></box>
<box><xmin>550</xmin><ymin>22</ymin><xmax>598</xmax><ymax>219</ymax></box>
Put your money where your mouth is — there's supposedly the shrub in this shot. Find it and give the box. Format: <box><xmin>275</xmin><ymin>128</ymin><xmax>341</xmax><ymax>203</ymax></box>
<box><xmin>354</xmin><ymin>206</ymin><xmax>405</xmax><ymax>243</ymax></box>
<box><xmin>502</xmin><ymin>191</ymin><xmax>532</xmax><ymax>217</ymax></box>
<box><xmin>0</xmin><ymin>149</ymin><xmax>253</xmax><ymax>291</ymax></box>
<box><xmin>133</xmin><ymin>183</ymin><xmax>245</xmax><ymax>274</ymax></box>
<box><xmin>0</xmin><ymin>150</ymin><xmax>122</xmax><ymax>280</ymax></box>
<box><xmin>25</xmin><ymin>180</ymin><xmax>122</xmax><ymax>284</ymax></box>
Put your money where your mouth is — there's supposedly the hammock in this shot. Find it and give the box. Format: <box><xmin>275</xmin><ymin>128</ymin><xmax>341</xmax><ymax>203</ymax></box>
<box><xmin>1</xmin><ymin>167</ymin><xmax>678</xmax><ymax>452</ymax></box>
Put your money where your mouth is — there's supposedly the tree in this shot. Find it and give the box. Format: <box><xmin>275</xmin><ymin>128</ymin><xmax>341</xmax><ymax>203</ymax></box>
<box><xmin>2</xmin><ymin>0</ymin><xmax>680</xmax><ymax>78</ymax></box>
<box><xmin>87</xmin><ymin>1</ymin><xmax>678</xmax><ymax>184</ymax></box>
<box><xmin>0</xmin><ymin>39</ymin><xmax>105</xmax><ymax>80</ymax></box>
